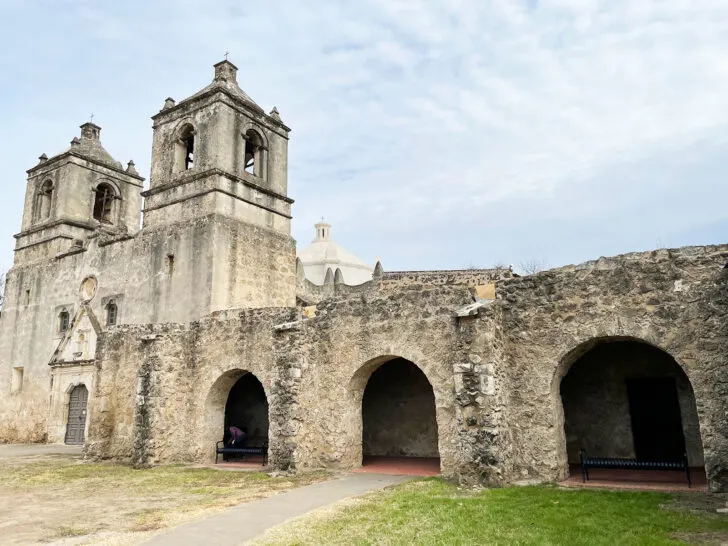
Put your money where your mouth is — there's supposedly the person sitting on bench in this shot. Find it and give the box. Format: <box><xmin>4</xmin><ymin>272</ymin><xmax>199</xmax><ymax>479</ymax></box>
<box><xmin>227</xmin><ymin>425</ymin><xmax>247</xmax><ymax>447</ymax></box>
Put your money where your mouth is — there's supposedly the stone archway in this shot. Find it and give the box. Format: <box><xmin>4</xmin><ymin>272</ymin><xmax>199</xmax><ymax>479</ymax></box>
<box><xmin>203</xmin><ymin>369</ymin><xmax>269</xmax><ymax>461</ymax></box>
<box><xmin>349</xmin><ymin>356</ymin><xmax>440</xmax><ymax>474</ymax></box>
<box><xmin>224</xmin><ymin>373</ymin><xmax>269</xmax><ymax>449</ymax></box>
<box><xmin>554</xmin><ymin>337</ymin><xmax>705</xmax><ymax>483</ymax></box>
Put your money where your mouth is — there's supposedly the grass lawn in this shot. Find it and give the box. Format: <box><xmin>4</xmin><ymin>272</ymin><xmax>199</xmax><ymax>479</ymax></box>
<box><xmin>255</xmin><ymin>479</ymin><xmax>728</xmax><ymax>546</ymax></box>
<box><xmin>0</xmin><ymin>454</ymin><xmax>328</xmax><ymax>545</ymax></box>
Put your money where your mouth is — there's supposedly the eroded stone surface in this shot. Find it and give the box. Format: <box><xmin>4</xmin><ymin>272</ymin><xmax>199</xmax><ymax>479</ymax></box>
<box><xmin>1</xmin><ymin>61</ymin><xmax>726</xmax><ymax>495</ymax></box>
<box><xmin>75</xmin><ymin>244</ymin><xmax>728</xmax><ymax>492</ymax></box>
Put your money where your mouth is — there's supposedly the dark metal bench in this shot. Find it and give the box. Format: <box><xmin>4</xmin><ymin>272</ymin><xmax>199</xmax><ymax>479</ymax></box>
<box><xmin>215</xmin><ymin>441</ymin><xmax>268</xmax><ymax>465</ymax></box>
<box><xmin>579</xmin><ymin>449</ymin><xmax>691</xmax><ymax>487</ymax></box>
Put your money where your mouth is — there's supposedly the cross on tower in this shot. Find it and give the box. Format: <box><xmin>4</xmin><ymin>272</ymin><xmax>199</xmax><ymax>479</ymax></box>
<box><xmin>224</xmin><ymin>51</ymin><xmax>230</xmax><ymax>61</ymax></box>
<box><xmin>89</xmin><ymin>113</ymin><xmax>95</xmax><ymax>123</ymax></box>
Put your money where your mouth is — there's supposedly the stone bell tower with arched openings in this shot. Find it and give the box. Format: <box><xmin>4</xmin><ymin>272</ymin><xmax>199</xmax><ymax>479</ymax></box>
<box><xmin>143</xmin><ymin>59</ymin><xmax>292</xmax><ymax>233</ymax></box>
<box><xmin>14</xmin><ymin>122</ymin><xmax>144</xmax><ymax>265</ymax></box>
<box><xmin>141</xmin><ymin>59</ymin><xmax>297</xmax><ymax>309</ymax></box>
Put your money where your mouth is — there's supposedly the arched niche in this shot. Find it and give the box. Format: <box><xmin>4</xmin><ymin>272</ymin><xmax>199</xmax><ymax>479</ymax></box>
<box><xmin>553</xmin><ymin>336</ymin><xmax>705</xmax><ymax>481</ymax></box>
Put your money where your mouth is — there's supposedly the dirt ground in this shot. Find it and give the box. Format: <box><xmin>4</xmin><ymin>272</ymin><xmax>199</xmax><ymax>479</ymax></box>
<box><xmin>0</xmin><ymin>452</ymin><xmax>329</xmax><ymax>545</ymax></box>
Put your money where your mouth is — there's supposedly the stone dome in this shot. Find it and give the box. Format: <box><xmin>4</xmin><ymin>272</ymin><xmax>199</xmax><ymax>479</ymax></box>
<box><xmin>297</xmin><ymin>221</ymin><xmax>374</xmax><ymax>285</ymax></box>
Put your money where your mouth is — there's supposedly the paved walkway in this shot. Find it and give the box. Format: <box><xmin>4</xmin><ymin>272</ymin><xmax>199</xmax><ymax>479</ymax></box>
<box><xmin>143</xmin><ymin>473</ymin><xmax>410</xmax><ymax>546</ymax></box>
<box><xmin>0</xmin><ymin>443</ymin><xmax>82</xmax><ymax>459</ymax></box>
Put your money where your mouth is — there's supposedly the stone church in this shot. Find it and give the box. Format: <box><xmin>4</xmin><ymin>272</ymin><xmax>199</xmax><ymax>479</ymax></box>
<box><xmin>0</xmin><ymin>60</ymin><xmax>726</xmax><ymax>492</ymax></box>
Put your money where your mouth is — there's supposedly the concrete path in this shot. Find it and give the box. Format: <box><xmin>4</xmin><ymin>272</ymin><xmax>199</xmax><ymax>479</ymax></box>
<box><xmin>143</xmin><ymin>473</ymin><xmax>410</xmax><ymax>546</ymax></box>
<box><xmin>0</xmin><ymin>443</ymin><xmax>82</xmax><ymax>459</ymax></box>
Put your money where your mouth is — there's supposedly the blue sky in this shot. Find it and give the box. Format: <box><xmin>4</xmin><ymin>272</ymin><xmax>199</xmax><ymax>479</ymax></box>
<box><xmin>2</xmin><ymin>0</ymin><xmax>728</xmax><ymax>274</ymax></box>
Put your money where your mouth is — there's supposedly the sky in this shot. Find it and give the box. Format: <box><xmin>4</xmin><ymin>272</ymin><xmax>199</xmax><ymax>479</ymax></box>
<box><xmin>1</xmin><ymin>0</ymin><xmax>728</xmax><ymax>274</ymax></box>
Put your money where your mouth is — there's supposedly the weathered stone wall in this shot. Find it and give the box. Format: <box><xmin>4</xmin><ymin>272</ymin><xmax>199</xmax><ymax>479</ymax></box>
<box><xmin>295</xmin><ymin>274</ymin><xmax>379</xmax><ymax>305</ymax></box>
<box><xmin>85</xmin><ymin>325</ymin><xmax>144</xmax><ymax>461</ymax></box>
<box><xmin>452</xmin><ymin>303</ymin><xmax>514</xmax><ymax>486</ymax></box>
<box><xmin>279</xmin><ymin>284</ymin><xmax>507</xmax><ymax>485</ymax></box>
<box><xmin>380</xmin><ymin>269</ymin><xmax>512</xmax><ymax>291</ymax></box>
<box><xmin>295</xmin><ymin>266</ymin><xmax>512</xmax><ymax>305</ymax></box>
<box><xmin>497</xmin><ymin>245</ymin><xmax>728</xmax><ymax>491</ymax></box>
<box><xmin>83</xmin><ymin>283</ymin><xmax>507</xmax><ymax>484</ymax></box>
<box><xmin>0</xmin><ymin>213</ymin><xmax>294</xmax><ymax>443</ymax></box>
<box><xmin>209</xmin><ymin>218</ymin><xmax>295</xmax><ymax>311</ymax></box>
<box><xmin>86</xmin><ymin>307</ymin><xmax>298</xmax><ymax>467</ymax></box>
<box><xmin>5</xmin><ymin>233</ymin><xmax>727</xmax><ymax>493</ymax></box>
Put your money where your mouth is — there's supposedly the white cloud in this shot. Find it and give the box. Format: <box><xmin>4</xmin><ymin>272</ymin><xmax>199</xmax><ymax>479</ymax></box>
<box><xmin>1</xmin><ymin>0</ymin><xmax>728</xmax><ymax>270</ymax></box>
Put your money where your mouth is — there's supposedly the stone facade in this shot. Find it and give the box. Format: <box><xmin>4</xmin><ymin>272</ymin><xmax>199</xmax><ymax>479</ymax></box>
<box><xmin>0</xmin><ymin>61</ymin><xmax>295</xmax><ymax>444</ymax></box>
<box><xmin>497</xmin><ymin>247</ymin><xmax>728</xmax><ymax>491</ymax></box>
<box><xmin>1</xmin><ymin>61</ymin><xmax>727</xmax><ymax>494</ymax></box>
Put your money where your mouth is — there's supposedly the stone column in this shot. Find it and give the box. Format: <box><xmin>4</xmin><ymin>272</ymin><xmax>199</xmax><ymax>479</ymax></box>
<box><xmin>453</xmin><ymin>309</ymin><xmax>510</xmax><ymax>486</ymax></box>
<box><xmin>270</xmin><ymin>319</ymin><xmax>305</xmax><ymax>470</ymax></box>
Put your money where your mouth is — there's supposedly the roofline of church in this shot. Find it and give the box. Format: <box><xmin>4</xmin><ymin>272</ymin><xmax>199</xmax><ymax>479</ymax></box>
<box><xmin>26</xmin><ymin>151</ymin><xmax>146</xmax><ymax>182</ymax></box>
<box><xmin>150</xmin><ymin>86</ymin><xmax>292</xmax><ymax>134</ymax></box>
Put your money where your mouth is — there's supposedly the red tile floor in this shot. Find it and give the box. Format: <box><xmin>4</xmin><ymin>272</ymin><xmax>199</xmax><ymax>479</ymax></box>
<box><xmin>354</xmin><ymin>456</ymin><xmax>441</xmax><ymax>476</ymax></box>
<box><xmin>214</xmin><ymin>457</ymin><xmax>705</xmax><ymax>492</ymax></box>
<box><xmin>560</xmin><ymin>464</ymin><xmax>707</xmax><ymax>492</ymax></box>
<box><xmin>215</xmin><ymin>454</ymin><xmax>268</xmax><ymax>469</ymax></box>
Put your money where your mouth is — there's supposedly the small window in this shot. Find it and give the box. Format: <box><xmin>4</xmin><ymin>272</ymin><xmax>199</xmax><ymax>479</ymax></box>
<box><xmin>11</xmin><ymin>367</ymin><xmax>24</xmax><ymax>394</ymax></box>
<box><xmin>175</xmin><ymin>124</ymin><xmax>196</xmax><ymax>172</ymax></box>
<box><xmin>167</xmin><ymin>254</ymin><xmax>175</xmax><ymax>276</ymax></box>
<box><xmin>34</xmin><ymin>180</ymin><xmax>53</xmax><ymax>221</ymax></box>
<box><xmin>24</xmin><ymin>290</ymin><xmax>30</xmax><ymax>306</ymax></box>
<box><xmin>59</xmin><ymin>311</ymin><xmax>70</xmax><ymax>333</ymax></box>
<box><xmin>106</xmin><ymin>302</ymin><xmax>118</xmax><ymax>327</ymax></box>
<box><xmin>93</xmin><ymin>183</ymin><xmax>116</xmax><ymax>223</ymax></box>
<box><xmin>244</xmin><ymin>129</ymin><xmax>265</xmax><ymax>177</ymax></box>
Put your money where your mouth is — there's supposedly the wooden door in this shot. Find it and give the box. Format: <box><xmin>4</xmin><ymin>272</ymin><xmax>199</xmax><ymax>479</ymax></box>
<box><xmin>65</xmin><ymin>385</ymin><xmax>89</xmax><ymax>445</ymax></box>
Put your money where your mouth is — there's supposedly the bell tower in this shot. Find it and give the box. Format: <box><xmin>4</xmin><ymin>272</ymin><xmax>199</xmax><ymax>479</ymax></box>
<box><xmin>14</xmin><ymin>122</ymin><xmax>143</xmax><ymax>265</ymax></box>
<box><xmin>140</xmin><ymin>60</ymin><xmax>297</xmax><ymax>310</ymax></box>
<box><xmin>142</xmin><ymin>60</ymin><xmax>293</xmax><ymax>234</ymax></box>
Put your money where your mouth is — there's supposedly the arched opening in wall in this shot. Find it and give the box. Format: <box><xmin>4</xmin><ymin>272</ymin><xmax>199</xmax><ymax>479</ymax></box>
<box><xmin>358</xmin><ymin>357</ymin><xmax>440</xmax><ymax>476</ymax></box>
<box><xmin>224</xmin><ymin>373</ymin><xmax>269</xmax><ymax>453</ymax></box>
<box><xmin>558</xmin><ymin>338</ymin><xmax>705</xmax><ymax>488</ymax></box>
<box><xmin>34</xmin><ymin>180</ymin><xmax>53</xmax><ymax>222</ymax></box>
<box><xmin>106</xmin><ymin>301</ymin><xmax>118</xmax><ymax>327</ymax></box>
<box><xmin>93</xmin><ymin>183</ymin><xmax>116</xmax><ymax>224</ymax></box>
<box><xmin>58</xmin><ymin>310</ymin><xmax>70</xmax><ymax>334</ymax></box>
<box><xmin>243</xmin><ymin>129</ymin><xmax>265</xmax><ymax>178</ymax></box>
<box><xmin>174</xmin><ymin>124</ymin><xmax>196</xmax><ymax>172</ymax></box>
<box><xmin>204</xmin><ymin>370</ymin><xmax>269</xmax><ymax>464</ymax></box>
<box><xmin>65</xmin><ymin>384</ymin><xmax>88</xmax><ymax>445</ymax></box>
